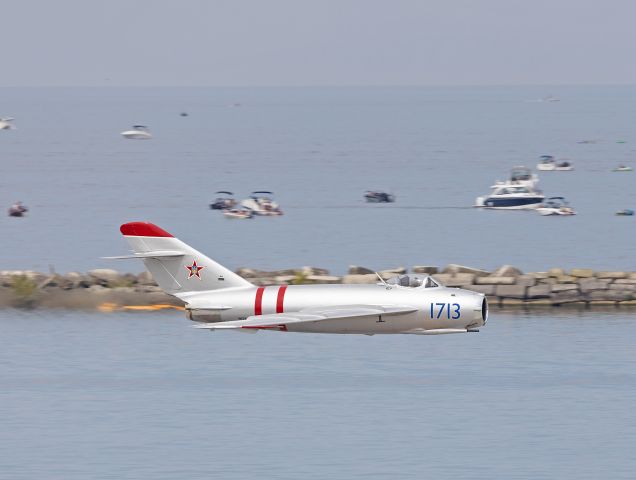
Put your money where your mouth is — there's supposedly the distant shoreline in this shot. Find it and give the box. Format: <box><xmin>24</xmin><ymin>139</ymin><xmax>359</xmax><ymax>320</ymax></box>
<box><xmin>2</xmin><ymin>264</ymin><xmax>636</xmax><ymax>313</ymax></box>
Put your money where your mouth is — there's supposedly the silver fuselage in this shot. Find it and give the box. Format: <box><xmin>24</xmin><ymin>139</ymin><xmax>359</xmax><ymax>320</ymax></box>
<box><xmin>182</xmin><ymin>283</ymin><xmax>487</xmax><ymax>334</ymax></box>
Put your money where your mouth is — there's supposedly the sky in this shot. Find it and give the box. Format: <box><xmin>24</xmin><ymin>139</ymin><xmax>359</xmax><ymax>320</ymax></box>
<box><xmin>1</xmin><ymin>0</ymin><xmax>635</xmax><ymax>86</ymax></box>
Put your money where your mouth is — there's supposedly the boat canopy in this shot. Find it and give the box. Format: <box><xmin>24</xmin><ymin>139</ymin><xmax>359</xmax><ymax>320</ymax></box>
<box><xmin>510</xmin><ymin>166</ymin><xmax>533</xmax><ymax>181</ymax></box>
<box><xmin>215</xmin><ymin>191</ymin><xmax>234</xmax><ymax>195</ymax></box>
<box><xmin>133</xmin><ymin>125</ymin><xmax>148</xmax><ymax>129</ymax></box>
<box><xmin>251</xmin><ymin>191</ymin><xmax>274</xmax><ymax>198</ymax></box>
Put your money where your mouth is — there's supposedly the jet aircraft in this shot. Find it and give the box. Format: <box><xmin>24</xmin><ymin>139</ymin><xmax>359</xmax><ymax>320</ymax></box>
<box><xmin>109</xmin><ymin>222</ymin><xmax>488</xmax><ymax>335</ymax></box>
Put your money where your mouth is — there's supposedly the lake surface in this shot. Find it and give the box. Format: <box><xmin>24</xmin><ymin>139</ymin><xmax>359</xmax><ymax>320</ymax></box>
<box><xmin>1</xmin><ymin>309</ymin><xmax>635</xmax><ymax>479</ymax></box>
<box><xmin>1</xmin><ymin>86</ymin><xmax>635</xmax><ymax>275</ymax></box>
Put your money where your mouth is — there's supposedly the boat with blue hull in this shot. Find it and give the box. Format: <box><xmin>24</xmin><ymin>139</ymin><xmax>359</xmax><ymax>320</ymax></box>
<box><xmin>475</xmin><ymin>184</ymin><xmax>545</xmax><ymax>210</ymax></box>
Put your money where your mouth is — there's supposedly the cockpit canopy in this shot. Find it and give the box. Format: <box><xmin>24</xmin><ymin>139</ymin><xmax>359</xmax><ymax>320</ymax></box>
<box><xmin>384</xmin><ymin>274</ymin><xmax>439</xmax><ymax>288</ymax></box>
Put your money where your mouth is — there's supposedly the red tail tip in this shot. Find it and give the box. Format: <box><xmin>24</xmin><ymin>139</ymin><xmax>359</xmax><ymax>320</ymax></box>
<box><xmin>120</xmin><ymin>222</ymin><xmax>174</xmax><ymax>237</ymax></box>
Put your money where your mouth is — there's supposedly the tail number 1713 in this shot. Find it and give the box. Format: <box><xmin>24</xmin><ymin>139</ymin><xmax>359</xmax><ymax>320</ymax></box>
<box><xmin>430</xmin><ymin>303</ymin><xmax>461</xmax><ymax>319</ymax></box>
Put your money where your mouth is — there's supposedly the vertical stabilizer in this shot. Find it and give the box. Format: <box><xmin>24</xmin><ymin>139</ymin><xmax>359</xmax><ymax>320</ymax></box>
<box><xmin>118</xmin><ymin>222</ymin><xmax>253</xmax><ymax>296</ymax></box>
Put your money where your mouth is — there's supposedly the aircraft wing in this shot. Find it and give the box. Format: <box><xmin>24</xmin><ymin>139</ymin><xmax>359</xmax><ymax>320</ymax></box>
<box><xmin>193</xmin><ymin>305</ymin><xmax>417</xmax><ymax>331</ymax></box>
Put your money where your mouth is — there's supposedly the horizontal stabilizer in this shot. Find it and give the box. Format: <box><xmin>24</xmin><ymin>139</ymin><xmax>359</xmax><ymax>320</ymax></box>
<box><xmin>103</xmin><ymin>250</ymin><xmax>185</xmax><ymax>260</ymax></box>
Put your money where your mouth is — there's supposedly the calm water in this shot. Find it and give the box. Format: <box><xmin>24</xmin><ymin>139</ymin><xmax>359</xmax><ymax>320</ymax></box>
<box><xmin>3</xmin><ymin>89</ymin><xmax>635</xmax><ymax>477</ymax></box>
<box><xmin>1</xmin><ymin>309</ymin><xmax>635</xmax><ymax>479</ymax></box>
<box><xmin>1</xmin><ymin>86</ymin><xmax>635</xmax><ymax>275</ymax></box>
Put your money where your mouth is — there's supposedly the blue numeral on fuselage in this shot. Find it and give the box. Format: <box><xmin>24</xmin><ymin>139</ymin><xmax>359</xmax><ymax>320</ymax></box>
<box><xmin>430</xmin><ymin>303</ymin><xmax>461</xmax><ymax>319</ymax></box>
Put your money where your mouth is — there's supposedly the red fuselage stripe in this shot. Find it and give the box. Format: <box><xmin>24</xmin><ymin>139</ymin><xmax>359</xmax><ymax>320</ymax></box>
<box><xmin>254</xmin><ymin>287</ymin><xmax>265</xmax><ymax>315</ymax></box>
<box><xmin>276</xmin><ymin>285</ymin><xmax>287</xmax><ymax>313</ymax></box>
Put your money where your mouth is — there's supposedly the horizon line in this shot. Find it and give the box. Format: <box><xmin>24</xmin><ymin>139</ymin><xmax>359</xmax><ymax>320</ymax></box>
<box><xmin>1</xmin><ymin>83</ymin><xmax>636</xmax><ymax>88</ymax></box>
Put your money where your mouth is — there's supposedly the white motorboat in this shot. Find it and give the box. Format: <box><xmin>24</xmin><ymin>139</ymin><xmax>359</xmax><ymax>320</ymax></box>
<box><xmin>537</xmin><ymin>155</ymin><xmax>573</xmax><ymax>171</ymax></box>
<box><xmin>536</xmin><ymin>197</ymin><xmax>576</xmax><ymax>216</ymax></box>
<box><xmin>475</xmin><ymin>184</ymin><xmax>545</xmax><ymax>210</ymax></box>
<box><xmin>241</xmin><ymin>191</ymin><xmax>283</xmax><ymax>216</ymax></box>
<box><xmin>0</xmin><ymin>117</ymin><xmax>16</xmax><ymax>130</ymax></box>
<box><xmin>121</xmin><ymin>125</ymin><xmax>152</xmax><ymax>139</ymax></box>
<box><xmin>613</xmin><ymin>165</ymin><xmax>632</xmax><ymax>172</ymax></box>
<box><xmin>616</xmin><ymin>209</ymin><xmax>634</xmax><ymax>216</ymax></box>
<box><xmin>210</xmin><ymin>191</ymin><xmax>237</xmax><ymax>210</ymax></box>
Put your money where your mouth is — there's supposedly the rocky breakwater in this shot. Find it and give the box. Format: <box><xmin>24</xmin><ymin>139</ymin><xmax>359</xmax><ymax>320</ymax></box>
<box><xmin>235</xmin><ymin>264</ymin><xmax>636</xmax><ymax>308</ymax></box>
<box><xmin>428</xmin><ymin>265</ymin><xmax>636</xmax><ymax>308</ymax></box>
<box><xmin>2</xmin><ymin>265</ymin><xmax>636</xmax><ymax>311</ymax></box>
<box><xmin>0</xmin><ymin>269</ymin><xmax>181</xmax><ymax>310</ymax></box>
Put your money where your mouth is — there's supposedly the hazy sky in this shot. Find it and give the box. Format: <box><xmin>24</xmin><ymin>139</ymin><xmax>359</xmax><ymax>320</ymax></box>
<box><xmin>2</xmin><ymin>0</ymin><xmax>635</xmax><ymax>86</ymax></box>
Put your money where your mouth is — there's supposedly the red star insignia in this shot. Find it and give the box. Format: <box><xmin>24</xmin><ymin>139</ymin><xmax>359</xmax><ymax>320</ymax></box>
<box><xmin>185</xmin><ymin>260</ymin><xmax>205</xmax><ymax>279</ymax></box>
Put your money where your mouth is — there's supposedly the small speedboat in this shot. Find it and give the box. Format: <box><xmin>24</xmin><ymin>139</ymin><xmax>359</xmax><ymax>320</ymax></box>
<box><xmin>223</xmin><ymin>208</ymin><xmax>253</xmax><ymax>219</ymax></box>
<box><xmin>241</xmin><ymin>191</ymin><xmax>283</xmax><ymax>216</ymax></box>
<box><xmin>537</xmin><ymin>155</ymin><xmax>573</xmax><ymax>171</ymax></box>
<box><xmin>613</xmin><ymin>165</ymin><xmax>632</xmax><ymax>172</ymax></box>
<box><xmin>8</xmin><ymin>202</ymin><xmax>28</xmax><ymax>217</ymax></box>
<box><xmin>475</xmin><ymin>184</ymin><xmax>545</xmax><ymax>209</ymax></box>
<box><xmin>0</xmin><ymin>117</ymin><xmax>15</xmax><ymax>130</ymax></box>
<box><xmin>536</xmin><ymin>197</ymin><xmax>576</xmax><ymax>216</ymax></box>
<box><xmin>364</xmin><ymin>191</ymin><xmax>395</xmax><ymax>203</ymax></box>
<box><xmin>210</xmin><ymin>191</ymin><xmax>237</xmax><ymax>210</ymax></box>
<box><xmin>121</xmin><ymin>125</ymin><xmax>152</xmax><ymax>139</ymax></box>
<box><xmin>616</xmin><ymin>209</ymin><xmax>634</xmax><ymax>216</ymax></box>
